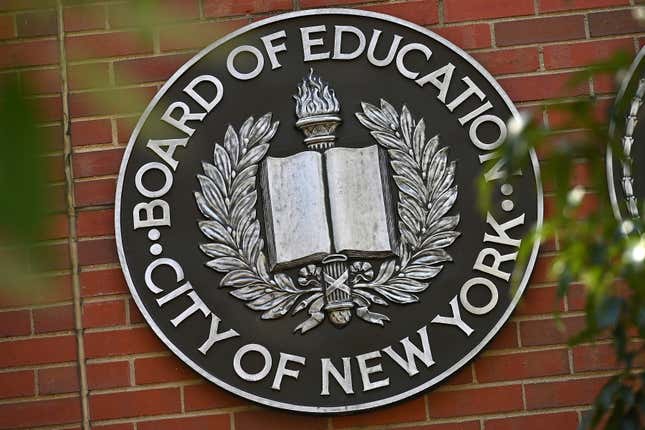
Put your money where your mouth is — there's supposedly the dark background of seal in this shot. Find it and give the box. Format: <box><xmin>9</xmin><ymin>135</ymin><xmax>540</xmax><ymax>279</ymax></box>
<box><xmin>118</xmin><ymin>13</ymin><xmax>540</xmax><ymax>410</ymax></box>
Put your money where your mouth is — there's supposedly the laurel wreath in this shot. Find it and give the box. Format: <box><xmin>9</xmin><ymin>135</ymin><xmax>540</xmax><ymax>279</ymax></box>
<box><xmin>194</xmin><ymin>114</ymin><xmax>324</xmax><ymax>322</ymax></box>
<box><xmin>195</xmin><ymin>101</ymin><xmax>459</xmax><ymax>333</ymax></box>
<box><xmin>351</xmin><ymin>99</ymin><xmax>460</xmax><ymax>307</ymax></box>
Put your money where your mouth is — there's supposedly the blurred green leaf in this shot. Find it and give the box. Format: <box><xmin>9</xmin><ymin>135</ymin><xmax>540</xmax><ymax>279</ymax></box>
<box><xmin>0</xmin><ymin>80</ymin><xmax>47</xmax><ymax>244</ymax></box>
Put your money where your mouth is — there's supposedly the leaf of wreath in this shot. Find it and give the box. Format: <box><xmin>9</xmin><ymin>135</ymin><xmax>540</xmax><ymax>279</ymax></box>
<box><xmin>354</xmin><ymin>99</ymin><xmax>460</xmax><ymax>306</ymax></box>
<box><xmin>195</xmin><ymin>113</ymin><xmax>323</xmax><ymax>321</ymax></box>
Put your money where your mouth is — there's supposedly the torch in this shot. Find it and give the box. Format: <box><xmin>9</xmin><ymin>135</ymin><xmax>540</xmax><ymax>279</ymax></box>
<box><xmin>293</xmin><ymin>69</ymin><xmax>353</xmax><ymax>327</ymax></box>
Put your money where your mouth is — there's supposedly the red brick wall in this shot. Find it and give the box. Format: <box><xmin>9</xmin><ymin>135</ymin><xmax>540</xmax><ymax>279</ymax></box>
<box><xmin>0</xmin><ymin>1</ymin><xmax>643</xmax><ymax>429</ymax></box>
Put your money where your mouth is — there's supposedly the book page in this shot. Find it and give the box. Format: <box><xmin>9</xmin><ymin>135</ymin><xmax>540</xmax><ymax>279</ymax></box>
<box><xmin>325</xmin><ymin>145</ymin><xmax>398</xmax><ymax>257</ymax></box>
<box><xmin>262</xmin><ymin>152</ymin><xmax>332</xmax><ymax>270</ymax></box>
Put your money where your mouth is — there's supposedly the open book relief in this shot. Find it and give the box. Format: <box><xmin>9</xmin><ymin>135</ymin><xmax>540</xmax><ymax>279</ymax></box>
<box><xmin>195</xmin><ymin>70</ymin><xmax>460</xmax><ymax>333</ymax></box>
<box><xmin>262</xmin><ymin>145</ymin><xmax>398</xmax><ymax>271</ymax></box>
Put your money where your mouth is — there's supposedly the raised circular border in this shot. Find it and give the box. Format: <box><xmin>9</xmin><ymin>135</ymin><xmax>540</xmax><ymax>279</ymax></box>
<box><xmin>607</xmin><ymin>47</ymin><xmax>645</xmax><ymax>221</ymax></box>
<box><xmin>114</xmin><ymin>8</ymin><xmax>544</xmax><ymax>414</ymax></box>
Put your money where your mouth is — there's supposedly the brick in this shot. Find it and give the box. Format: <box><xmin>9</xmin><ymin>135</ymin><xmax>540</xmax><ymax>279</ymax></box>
<box><xmin>68</xmin><ymin>86</ymin><xmax>156</xmax><ymax>117</ymax></box>
<box><xmin>108</xmin><ymin>0</ymin><xmax>200</xmax><ymax>28</ymax></box>
<box><xmin>539</xmin><ymin>0</ymin><xmax>628</xmax><ymax>12</ymax></box>
<box><xmin>64</xmin><ymin>3</ymin><xmax>106</xmax><ymax>32</ymax></box>
<box><xmin>0</xmin><ymin>397</ymin><xmax>81</xmax><ymax>429</ymax></box>
<box><xmin>363</xmin><ymin>0</ymin><xmax>439</xmax><ymax>27</ymax></box>
<box><xmin>428</xmin><ymin>385</ymin><xmax>523</xmax><ymax>417</ymax></box>
<box><xmin>573</xmin><ymin>343</ymin><xmax>619</xmax><ymax>372</ymax></box>
<box><xmin>542</xmin><ymin>159</ymin><xmax>592</xmax><ymax>192</ymax></box>
<box><xmin>0</xmin><ymin>0</ymin><xmax>56</xmax><ymax>11</ymax></box>
<box><xmin>21</xmin><ymin>67</ymin><xmax>59</xmax><ymax>95</ymax></box>
<box><xmin>66</xmin><ymin>31</ymin><xmax>153</xmax><ymax>61</ymax></box>
<box><xmin>87</xmin><ymin>360</ymin><xmax>130</xmax><ymax>390</ymax></box>
<box><xmin>77</xmin><ymin>209</ymin><xmax>114</xmax><ymax>237</ymax></box>
<box><xmin>300</xmin><ymin>0</ymin><xmax>365</xmax><ymax>6</ymax></box>
<box><xmin>433</xmin><ymin>24</ymin><xmax>491</xmax><ymax>50</ymax></box>
<box><xmin>0</xmin><ymin>370</ymin><xmax>34</xmax><ymax>399</ymax></box>
<box><xmin>488</xmin><ymin>321</ymin><xmax>519</xmax><ymax>350</ymax></box>
<box><xmin>31</xmin><ymin>242</ymin><xmax>71</xmax><ymax>271</ymax></box>
<box><xmin>544</xmin><ymin>38</ymin><xmax>634</xmax><ymax>70</ymax></box>
<box><xmin>445</xmin><ymin>0</ymin><xmax>533</xmax><ymax>23</ymax></box>
<box><xmin>333</xmin><ymin>397</ymin><xmax>426</xmax><ymax>428</ymax></box>
<box><xmin>594</xmin><ymin>72</ymin><xmax>616</xmax><ymax>94</ymax></box>
<box><xmin>139</xmin><ymin>415</ymin><xmax>230</xmax><ymax>430</ymax></box>
<box><xmin>589</xmin><ymin>9</ymin><xmax>645</xmax><ymax>37</ymax></box>
<box><xmin>544</xmin><ymin>193</ymin><xmax>599</xmax><ymax>221</ymax></box>
<box><xmin>499</xmin><ymin>72</ymin><xmax>589</xmax><ymax>103</ymax></box>
<box><xmin>81</xmin><ymin>268</ymin><xmax>128</xmax><ymax>297</ymax></box>
<box><xmin>444</xmin><ymin>364</ymin><xmax>473</xmax><ymax>386</ymax></box>
<box><xmin>473</xmin><ymin>47</ymin><xmax>539</xmax><ymax>76</ymax></box>
<box><xmin>0</xmin><ymin>335</ymin><xmax>77</xmax><ymax>367</ymax></box>
<box><xmin>70</xmin><ymin>119</ymin><xmax>112</xmax><ymax>147</ymax></box>
<box><xmin>38</xmin><ymin>365</ymin><xmax>79</xmax><ymax>395</ymax></box>
<box><xmin>41</xmin><ymin>213</ymin><xmax>69</xmax><ymax>240</ymax></box>
<box><xmin>525</xmin><ymin>377</ymin><xmax>607</xmax><ymax>409</ymax></box>
<box><xmin>46</xmin><ymin>183</ymin><xmax>67</xmax><ymax>212</ymax></box>
<box><xmin>75</xmin><ymin>178</ymin><xmax>117</xmax><ymax>208</ymax></box>
<box><xmin>135</xmin><ymin>355</ymin><xmax>196</xmax><ymax>385</ymax></box>
<box><xmin>516</xmin><ymin>285</ymin><xmax>564</xmax><ymax>315</ymax></box>
<box><xmin>33</xmin><ymin>94</ymin><xmax>63</xmax><ymax>122</ymax></box>
<box><xmin>184</xmin><ymin>383</ymin><xmax>249</xmax><ymax>411</ymax></box>
<box><xmin>33</xmin><ymin>304</ymin><xmax>74</xmax><ymax>333</ymax></box>
<box><xmin>116</xmin><ymin>116</ymin><xmax>138</xmax><ymax>143</ymax></box>
<box><xmin>495</xmin><ymin>15</ymin><xmax>586</xmax><ymax>47</ymax></box>
<box><xmin>567</xmin><ymin>283</ymin><xmax>586</xmax><ymax>311</ymax></box>
<box><xmin>485</xmin><ymin>412</ymin><xmax>579</xmax><ymax>430</ymax></box>
<box><xmin>94</xmin><ymin>425</ymin><xmax>134</xmax><ymax>430</ymax></box>
<box><xmin>46</xmin><ymin>153</ymin><xmax>66</xmax><ymax>182</ymax></box>
<box><xmin>83</xmin><ymin>299</ymin><xmax>126</xmax><ymax>328</ymax></box>
<box><xmin>0</xmin><ymin>15</ymin><xmax>15</xmax><ymax>39</ymax></box>
<box><xmin>159</xmin><ymin>19</ymin><xmax>248</xmax><ymax>51</ymax></box>
<box><xmin>0</xmin><ymin>71</ymin><xmax>18</xmax><ymax>90</ymax></box>
<box><xmin>77</xmin><ymin>238</ymin><xmax>118</xmax><ymax>266</ymax></box>
<box><xmin>0</xmin><ymin>310</ymin><xmax>31</xmax><ymax>337</ymax></box>
<box><xmin>68</xmin><ymin>62</ymin><xmax>110</xmax><ymax>91</ymax></box>
<box><xmin>235</xmin><ymin>409</ymin><xmax>328</xmax><ymax>430</ymax></box>
<box><xmin>204</xmin><ymin>0</ymin><xmax>291</xmax><ymax>17</ymax></box>
<box><xmin>0</xmin><ymin>274</ymin><xmax>72</xmax><ymax>308</ymax></box>
<box><xmin>73</xmin><ymin>148</ymin><xmax>124</xmax><ymax>178</ymax></box>
<box><xmin>84</xmin><ymin>327</ymin><xmax>164</xmax><ymax>358</ymax></box>
<box><xmin>520</xmin><ymin>315</ymin><xmax>586</xmax><ymax>347</ymax></box>
<box><xmin>546</xmin><ymin>98</ymin><xmax>611</xmax><ymax>129</ymax></box>
<box><xmin>16</xmin><ymin>10</ymin><xmax>57</xmax><ymax>37</ymax></box>
<box><xmin>90</xmin><ymin>387</ymin><xmax>181</xmax><ymax>420</ymax></box>
<box><xmin>475</xmin><ymin>349</ymin><xmax>570</xmax><ymax>382</ymax></box>
<box><xmin>128</xmin><ymin>299</ymin><xmax>145</xmax><ymax>324</ymax></box>
<box><xmin>114</xmin><ymin>53</ymin><xmax>192</xmax><ymax>85</ymax></box>
<box><xmin>402</xmin><ymin>423</ymin><xmax>480</xmax><ymax>430</ymax></box>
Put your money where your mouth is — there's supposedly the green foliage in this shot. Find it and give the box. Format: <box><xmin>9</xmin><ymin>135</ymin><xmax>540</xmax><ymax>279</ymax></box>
<box><xmin>490</xmin><ymin>51</ymin><xmax>645</xmax><ymax>429</ymax></box>
<box><xmin>0</xmin><ymin>80</ymin><xmax>47</xmax><ymax>244</ymax></box>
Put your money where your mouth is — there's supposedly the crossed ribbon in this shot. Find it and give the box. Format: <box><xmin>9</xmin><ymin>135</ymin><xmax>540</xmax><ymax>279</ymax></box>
<box><xmin>323</xmin><ymin>270</ymin><xmax>350</xmax><ymax>298</ymax></box>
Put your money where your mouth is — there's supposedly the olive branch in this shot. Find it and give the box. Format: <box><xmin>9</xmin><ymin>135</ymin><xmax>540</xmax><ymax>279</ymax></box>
<box><xmin>352</xmin><ymin>99</ymin><xmax>460</xmax><ymax>307</ymax></box>
<box><xmin>194</xmin><ymin>114</ymin><xmax>323</xmax><ymax>321</ymax></box>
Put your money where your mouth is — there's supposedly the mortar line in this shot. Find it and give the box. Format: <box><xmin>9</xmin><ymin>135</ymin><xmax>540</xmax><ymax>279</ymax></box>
<box><xmin>56</xmin><ymin>1</ymin><xmax>90</xmax><ymax>429</ymax></box>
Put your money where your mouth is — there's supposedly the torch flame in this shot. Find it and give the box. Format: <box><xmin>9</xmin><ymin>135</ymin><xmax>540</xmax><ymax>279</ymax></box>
<box><xmin>294</xmin><ymin>69</ymin><xmax>340</xmax><ymax>119</ymax></box>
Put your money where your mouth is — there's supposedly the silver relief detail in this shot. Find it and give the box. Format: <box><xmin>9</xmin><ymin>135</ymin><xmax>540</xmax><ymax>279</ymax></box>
<box><xmin>619</xmin><ymin>78</ymin><xmax>645</xmax><ymax>219</ymax></box>
<box><xmin>115</xmin><ymin>9</ymin><xmax>544</xmax><ymax>414</ymax></box>
<box><xmin>195</xmin><ymin>71</ymin><xmax>460</xmax><ymax>334</ymax></box>
<box><xmin>194</xmin><ymin>113</ymin><xmax>327</xmax><ymax>324</ymax></box>
<box><xmin>294</xmin><ymin>69</ymin><xmax>341</xmax><ymax>151</ymax></box>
